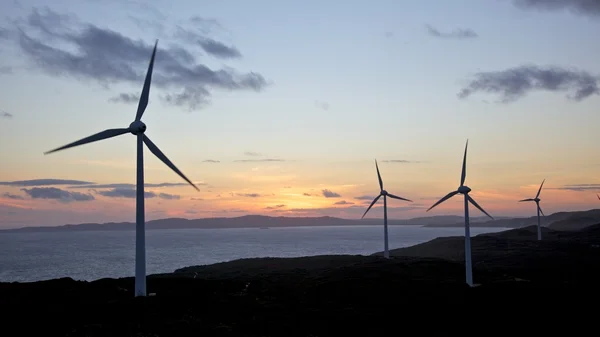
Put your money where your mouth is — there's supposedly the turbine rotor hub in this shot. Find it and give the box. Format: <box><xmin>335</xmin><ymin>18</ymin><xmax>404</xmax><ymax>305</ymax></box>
<box><xmin>381</xmin><ymin>190</ymin><xmax>388</xmax><ymax>196</ymax></box>
<box><xmin>458</xmin><ymin>185</ymin><xmax>471</xmax><ymax>194</ymax></box>
<box><xmin>129</xmin><ymin>121</ymin><xmax>147</xmax><ymax>135</ymax></box>
<box><xmin>534</xmin><ymin>198</ymin><xmax>540</xmax><ymax>202</ymax></box>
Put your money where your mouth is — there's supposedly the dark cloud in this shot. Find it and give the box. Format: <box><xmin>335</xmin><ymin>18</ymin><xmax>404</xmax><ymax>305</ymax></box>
<box><xmin>198</xmin><ymin>37</ymin><xmax>241</xmax><ymax>59</ymax></box>
<box><xmin>1</xmin><ymin>111</ymin><xmax>13</xmax><ymax>118</ymax></box>
<box><xmin>21</xmin><ymin>187</ymin><xmax>94</xmax><ymax>202</ymax></box>
<box><xmin>202</xmin><ymin>159</ymin><xmax>220</xmax><ymax>163</ymax></box>
<box><xmin>381</xmin><ymin>160</ymin><xmax>420</xmax><ymax>163</ymax></box>
<box><xmin>334</xmin><ymin>200</ymin><xmax>354</xmax><ymax>205</ymax></box>
<box><xmin>425</xmin><ymin>24</ymin><xmax>478</xmax><ymax>39</ymax></box>
<box><xmin>322</xmin><ymin>189</ymin><xmax>341</xmax><ymax>198</ymax></box>
<box><xmin>69</xmin><ymin>182</ymin><xmax>200</xmax><ymax>189</ymax></box>
<box><xmin>354</xmin><ymin>195</ymin><xmax>375</xmax><ymax>200</ymax></box>
<box><xmin>2</xmin><ymin>192</ymin><xmax>25</xmax><ymax>200</ymax></box>
<box><xmin>2</xmin><ymin>7</ymin><xmax>268</xmax><ymax>111</ymax></box>
<box><xmin>303</xmin><ymin>193</ymin><xmax>312</xmax><ymax>196</ymax></box>
<box><xmin>97</xmin><ymin>188</ymin><xmax>156</xmax><ymax>199</ymax></box>
<box><xmin>158</xmin><ymin>192</ymin><xmax>181</xmax><ymax>200</ymax></box>
<box><xmin>511</xmin><ymin>0</ymin><xmax>600</xmax><ymax>17</ymax></box>
<box><xmin>0</xmin><ymin>179</ymin><xmax>94</xmax><ymax>186</ymax></box>
<box><xmin>190</xmin><ymin>197</ymin><xmax>204</xmax><ymax>201</ymax></box>
<box><xmin>552</xmin><ymin>183</ymin><xmax>600</xmax><ymax>192</ymax></box>
<box><xmin>234</xmin><ymin>159</ymin><xmax>285</xmax><ymax>163</ymax></box>
<box><xmin>237</xmin><ymin>193</ymin><xmax>261</xmax><ymax>198</ymax></box>
<box><xmin>458</xmin><ymin>65</ymin><xmax>600</xmax><ymax>103</ymax></box>
<box><xmin>108</xmin><ymin>93</ymin><xmax>140</xmax><ymax>104</ymax></box>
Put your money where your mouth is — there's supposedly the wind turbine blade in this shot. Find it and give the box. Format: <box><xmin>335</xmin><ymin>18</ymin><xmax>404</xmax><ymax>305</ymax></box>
<box><xmin>44</xmin><ymin>128</ymin><xmax>130</xmax><ymax>155</ymax></box>
<box><xmin>361</xmin><ymin>194</ymin><xmax>381</xmax><ymax>219</ymax></box>
<box><xmin>535</xmin><ymin>179</ymin><xmax>545</xmax><ymax>199</ymax></box>
<box><xmin>597</xmin><ymin>194</ymin><xmax>600</xmax><ymax>201</ymax></box>
<box><xmin>467</xmin><ymin>195</ymin><xmax>493</xmax><ymax>220</ymax></box>
<box><xmin>142</xmin><ymin>135</ymin><xmax>199</xmax><ymax>191</ymax></box>
<box><xmin>426</xmin><ymin>191</ymin><xmax>458</xmax><ymax>212</ymax></box>
<box><xmin>538</xmin><ymin>205</ymin><xmax>545</xmax><ymax>217</ymax></box>
<box><xmin>387</xmin><ymin>193</ymin><xmax>412</xmax><ymax>202</ymax></box>
<box><xmin>519</xmin><ymin>198</ymin><xmax>534</xmax><ymax>202</ymax></box>
<box><xmin>135</xmin><ymin>40</ymin><xmax>158</xmax><ymax>122</ymax></box>
<box><xmin>460</xmin><ymin>139</ymin><xmax>468</xmax><ymax>186</ymax></box>
<box><xmin>375</xmin><ymin>159</ymin><xmax>383</xmax><ymax>191</ymax></box>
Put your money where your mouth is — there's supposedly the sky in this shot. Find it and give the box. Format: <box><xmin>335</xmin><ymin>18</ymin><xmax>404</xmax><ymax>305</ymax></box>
<box><xmin>0</xmin><ymin>0</ymin><xmax>599</xmax><ymax>228</ymax></box>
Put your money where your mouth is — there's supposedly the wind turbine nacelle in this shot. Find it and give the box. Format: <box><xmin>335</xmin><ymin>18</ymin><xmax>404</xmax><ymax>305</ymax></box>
<box><xmin>458</xmin><ymin>185</ymin><xmax>471</xmax><ymax>194</ymax></box>
<box><xmin>129</xmin><ymin>121</ymin><xmax>147</xmax><ymax>135</ymax></box>
<box><xmin>381</xmin><ymin>190</ymin><xmax>388</xmax><ymax>196</ymax></box>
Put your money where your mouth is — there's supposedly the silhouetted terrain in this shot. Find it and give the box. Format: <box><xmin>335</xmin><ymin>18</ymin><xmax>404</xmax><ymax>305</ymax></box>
<box><xmin>2</xmin><ymin>222</ymin><xmax>599</xmax><ymax>335</ymax></box>
<box><xmin>0</xmin><ymin>214</ymin><xmax>502</xmax><ymax>232</ymax></box>
<box><xmin>423</xmin><ymin>208</ymin><xmax>600</xmax><ymax>230</ymax></box>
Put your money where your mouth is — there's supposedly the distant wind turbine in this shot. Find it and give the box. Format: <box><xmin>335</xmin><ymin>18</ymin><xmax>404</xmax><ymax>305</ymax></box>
<box><xmin>519</xmin><ymin>179</ymin><xmax>545</xmax><ymax>241</ymax></box>
<box><xmin>362</xmin><ymin>159</ymin><xmax>412</xmax><ymax>259</ymax></box>
<box><xmin>426</xmin><ymin>140</ymin><xmax>493</xmax><ymax>287</ymax></box>
<box><xmin>43</xmin><ymin>40</ymin><xmax>199</xmax><ymax>297</ymax></box>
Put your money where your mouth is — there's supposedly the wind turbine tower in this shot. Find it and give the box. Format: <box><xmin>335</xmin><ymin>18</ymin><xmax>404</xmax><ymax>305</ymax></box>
<box><xmin>426</xmin><ymin>140</ymin><xmax>493</xmax><ymax>287</ymax></box>
<box><xmin>43</xmin><ymin>40</ymin><xmax>199</xmax><ymax>297</ymax></box>
<box><xmin>362</xmin><ymin>160</ymin><xmax>412</xmax><ymax>259</ymax></box>
<box><xmin>519</xmin><ymin>179</ymin><xmax>546</xmax><ymax>241</ymax></box>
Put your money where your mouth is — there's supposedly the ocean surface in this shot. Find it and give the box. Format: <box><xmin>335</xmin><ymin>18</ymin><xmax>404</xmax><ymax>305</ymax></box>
<box><xmin>0</xmin><ymin>225</ymin><xmax>509</xmax><ymax>283</ymax></box>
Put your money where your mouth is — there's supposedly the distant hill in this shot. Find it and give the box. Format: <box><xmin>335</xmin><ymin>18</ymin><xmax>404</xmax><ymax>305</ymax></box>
<box><xmin>2</xmin><ymin>209</ymin><xmax>599</xmax><ymax>233</ymax></box>
<box><xmin>0</xmin><ymin>214</ymin><xmax>514</xmax><ymax>233</ymax></box>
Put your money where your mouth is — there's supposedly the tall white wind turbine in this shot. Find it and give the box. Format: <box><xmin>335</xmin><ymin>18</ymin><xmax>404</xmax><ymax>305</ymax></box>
<box><xmin>362</xmin><ymin>159</ymin><xmax>412</xmax><ymax>259</ymax></box>
<box><xmin>518</xmin><ymin>179</ymin><xmax>546</xmax><ymax>241</ymax></box>
<box><xmin>43</xmin><ymin>40</ymin><xmax>199</xmax><ymax>297</ymax></box>
<box><xmin>426</xmin><ymin>140</ymin><xmax>493</xmax><ymax>287</ymax></box>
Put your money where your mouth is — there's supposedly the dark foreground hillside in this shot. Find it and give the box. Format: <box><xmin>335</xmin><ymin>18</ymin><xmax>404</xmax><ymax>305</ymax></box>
<box><xmin>2</xmin><ymin>225</ymin><xmax>600</xmax><ymax>336</ymax></box>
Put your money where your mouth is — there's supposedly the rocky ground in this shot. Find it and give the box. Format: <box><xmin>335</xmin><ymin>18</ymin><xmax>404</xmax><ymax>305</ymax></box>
<box><xmin>2</xmin><ymin>224</ymin><xmax>599</xmax><ymax>336</ymax></box>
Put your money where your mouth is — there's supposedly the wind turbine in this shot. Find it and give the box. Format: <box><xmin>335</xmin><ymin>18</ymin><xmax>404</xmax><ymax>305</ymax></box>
<box><xmin>43</xmin><ymin>40</ymin><xmax>199</xmax><ymax>297</ymax></box>
<box><xmin>362</xmin><ymin>159</ymin><xmax>412</xmax><ymax>259</ymax></box>
<box><xmin>519</xmin><ymin>179</ymin><xmax>545</xmax><ymax>241</ymax></box>
<box><xmin>426</xmin><ymin>140</ymin><xmax>493</xmax><ymax>287</ymax></box>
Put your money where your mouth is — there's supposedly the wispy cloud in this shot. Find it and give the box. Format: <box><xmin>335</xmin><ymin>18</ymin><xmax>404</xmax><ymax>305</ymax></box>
<box><xmin>108</xmin><ymin>93</ymin><xmax>139</xmax><ymax>104</ymax></box>
<box><xmin>69</xmin><ymin>182</ymin><xmax>202</xmax><ymax>189</ymax></box>
<box><xmin>425</xmin><ymin>24</ymin><xmax>478</xmax><ymax>39</ymax></box>
<box><xmin>202</xmin><ymin>159</ymin><xmax>220</xmax><ymax>163</ymax></box>
<box><xmin>354</xmin><ymin>195</ymin><xmax>375</xmax><ymax>200</ymax></box>
<box><xmin>322</xmin><ymin>189</ymin><xmax>341</xmax><ymax>198</ymax></box>
<box><xmin>458</xmin><ymin>65</ymin><xmax>599</xmax><ymax>103</ymax></box>
<box><xmin>511</xmin><ymin>0</ymin><xmax>600</xmax><ymax>18</ymax></box>
<box><xmin>158</xmin><ymin>192</ymin><xmax>180</xmax><ymax>200</ymax></box>
<box><xmin>21</xmin><ymin>187</ymin><xmax>94</xmax><ymax>202</ymax></box>
<box><xmin>0</xmin><ymin>179</ymin><xmax>94</xmax><ymax>186</ymax></box>
<box><xmin>314</xmin><ymin>100</ymin><xmax>330</xmax><ymax>110</ymax></box>
<box><xmin>234</xmin><ymin>159</ymin><xmax>285</xmax><ymax>163</ymax></box>
<box><xmin>1</xmin><ymin>7</ymin><xmax>269</xmax><ymax>111</ymax></box>
<box><xmin>334</xmin><ymin>200</ymin><xmax>354</xmax><ymax>205</ymax></box>
<box><xmin>244</xmin><ymin>151</ymin><xmax>261</xmax><ymax>157</ymax></box>
<box><xmin>265</xmin><ymin>204</ymin><xmax>286</xmax><ymax>209</ymax></box>
<box><xmin>1</xmin><ymin>111</ymin><xmax>13</xmax><ymax>118</ymax></box>
<box><xmin>381</xmin><ymin>160</ymin><xmax>420</xmax><ymax>164</ymax></box>
<box><xmin>96</xmin><ymin>188</ymin><xmax>180</xmax><ymax>199</ymax></box>
<box><xmin>237</xmin><ymin>193</ymin><xmax>261</xmax><ymax>198</ymax></box>
<box><xmin>2</xmin><ymin>192</ymin><xmax>25</xmax><ymax>200</ymax></box>
<box><xmin>552</xmin><ymin>183</ymin><xmax>600</xmax><ymax>192</ymax></box>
